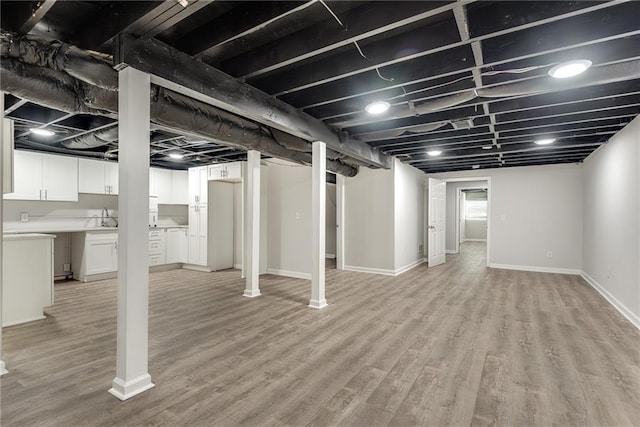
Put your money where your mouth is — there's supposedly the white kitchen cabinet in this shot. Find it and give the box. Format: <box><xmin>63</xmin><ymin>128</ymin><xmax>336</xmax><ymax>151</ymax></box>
<box><xmin>4</xmin><ymin>150</ymin><xmax>78</xmax><ymax>201</ymax></box>
<box><xmin>208</xmin><ymin>162</ymin><xmax>241</xmax><ymax>182</ymax></box>
<box><xmin>78</xmin><ymin>158</ymin><xmax>118</xmax><ymax>195</ymax></box>
<box><xmin>188</xmin><ymin>204</ymin><xmax>208</xmax><ymax>266</ymax></box>
<box><xmin>149</xmin><ymin>228</ymin><xmax>166</xmax><ymax>266</ymax></box>
<box><xmin>166</xmin><ymin>227</ymin><xmax>189</xmax><ymax>264</ymax></box>
<box><xmin>171</xmin><ymin>170</ymin><xmax>188</xmax><ymax>204</ymax></box>
<box><xmin>150</xmin><ymin>168</ymin><xmax>188</xmax><ymax>204</ymax></box>
<box><xmin>208</xmin><ymin>182</ymin><xmax>234</xmax><ymax>270</ymax></box>
<box><xmin>2</xmin><ymin>234</ymin><xmax>55</xmax><ymax>326</ymax></box>
<box><xmin>71</xmin><ymin>231</ymin><xmax>118</xmax><ymax>281</ymax></box>
<box><xmin>188</xmin><ymin>166</ymin><xmax>208</xmax><ymax>204</ymax></box>
<box><xmin>150</xmin><ymin>168</ymin><xmax>172</xmax><ymax>203</ymax></box>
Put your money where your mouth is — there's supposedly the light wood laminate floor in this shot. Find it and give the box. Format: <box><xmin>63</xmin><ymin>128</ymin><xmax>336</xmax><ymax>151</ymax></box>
<box><xmin>1</xmin><ymin>242</ymin><xmax>639</xmax><ymax>426</ymax></box>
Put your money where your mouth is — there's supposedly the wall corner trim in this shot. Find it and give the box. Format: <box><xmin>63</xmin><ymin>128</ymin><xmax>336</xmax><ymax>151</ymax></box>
<box><xmin>581</xmin><ymin>271</ymin><xmax>640</xmax><ymax>331</ymax></box>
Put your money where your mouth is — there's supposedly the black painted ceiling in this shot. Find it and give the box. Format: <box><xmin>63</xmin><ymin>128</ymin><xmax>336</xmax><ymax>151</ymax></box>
<box><xmin>2</xmin><ymin>0</ymin><xmax>639</xmax><ymax>172</ymax></box>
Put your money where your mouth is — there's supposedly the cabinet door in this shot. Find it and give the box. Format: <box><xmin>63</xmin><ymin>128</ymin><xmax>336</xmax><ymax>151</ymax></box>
<box><xmin>43</xmin><ymin>154</ymin><xmax>78</xmax><ymax>201</ymax></box>
<box><xmin>153</xmin><ymin>168</ymin><xmax>172</xmax><ymax>204</ymax></box>
<box><xmin>208</xmin><ymin>164</ymin><xmax>224</xmax><ymax>180</ymax></box>
<box><xmin>86</xmin><ymin>238</ymin><xmax>118</xmax><ymax>274</ymax></box>
<box><xmin>105</xmin><ymin>161</ymin><xmax>118</xmax><ymax>194</ymax></box>
<box><xmin>166</xmin><ymin>229</ymin><xmax>181</xmax><ymax>263</ymax></box>
<box><xmin>188</xmin><ymin>205</ymin><xmax>200</xmax><ymax>264</ymax></box>
<box><xmin>3</xmin><ymin>150</ymin><xmax>43</xmax><ymax>200</ymax></box>
<box><xmin>197</xmin><ymin>204</ymin><xmax>208</xmax><ymax>265</ymax></box>
<box><xmin>225</xmin><ymin>162</ymin><xmax>242</xmax><ymax>180</ymax></box>
<box><xmin>78</xmin><ymin>158</ymin><xmax>107</xmax><ymax>194</ymax></box>
<box><xmin>188</xmin><ymin>168</ymin><xmax>200</xmax><ymax>204</ymax></box>
<box><xmin>198</xmin><ymin>167</ymin><xmax>208</xmax><ymax>204</ymax></box>
<box><xmin>179</xmin><ymin>229</ymin><xmax>189</xmax><ymax>263</ymax></box>
<box><xmin>171</xmin><ymin>170</ymin><xmax>188</xmax><ymax>204</ymax></box>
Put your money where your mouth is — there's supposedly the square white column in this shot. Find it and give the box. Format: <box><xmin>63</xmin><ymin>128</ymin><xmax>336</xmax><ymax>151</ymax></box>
<box><xmin>109</xmin><ymin>68</ymin><xmax>154</xmax><ymax>400</ymax></box>
<box><xmin>310</xmin><ymin>141</ymin><xmax>327</xmax><ymax>309</ymax></box>
<box><xmin>243</xmin><ymin>150</ymin><xmax>261</xmax><ymax>297</ymax></box>
<box><xmin>0</xmin><ymin>93</ymin><xmax>8</xmax><ymax>375</ymax></box>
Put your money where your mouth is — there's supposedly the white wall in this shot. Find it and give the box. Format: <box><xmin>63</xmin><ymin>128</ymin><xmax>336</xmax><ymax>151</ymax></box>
<box><xmin>445</xmin><ymin>181</ymin><xmax>486</xmax><ymax>251</ymax></box>
<box><xmin>433</xmin><ymin>164</ymin><xmax>583</xmax><ymax>272</ymax></box>
<box><xmin>465</xmin><ymin>219</ymin><xmax>487</xmax><ymax>240</ymax></box>
<box><xmin>394</xmin><ymin>159</ymin><xmax>425</xmax><ymax>271</ymax></box>
<box><xmin>582</xmin><ymin>115</ymin><xmax>640</xmax><ymax>327</ymax></box>
<box><xmin>344</xmin><ymin>165</ymin><xmax>395</xmax><ymax>272</ymax></box>
<box><xmin>265</xmin><ymin>161</ymin><xmax>312</xmax><ymax>278</ymax></box>
<box><xmin>326</xmin><ymin>183</ymin><xmax>337</xmax><ymax>257</ymax></box>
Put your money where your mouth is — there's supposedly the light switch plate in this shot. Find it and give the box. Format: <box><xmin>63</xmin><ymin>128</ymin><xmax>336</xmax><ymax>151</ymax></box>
<box><xmin>20</xmin><ymin>212</ymin><xmax>29</xmax><ymax>222</ymax></box>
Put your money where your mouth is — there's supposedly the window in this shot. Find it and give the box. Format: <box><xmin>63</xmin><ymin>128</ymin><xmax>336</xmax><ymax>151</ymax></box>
<box><xmin>465</xmin><ymin>200</ymin><xmax>487</xmax><ymax>219</ymax></box>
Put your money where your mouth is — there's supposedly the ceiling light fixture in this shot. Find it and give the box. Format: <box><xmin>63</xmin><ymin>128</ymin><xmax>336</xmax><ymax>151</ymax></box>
<box><xmin>176</xmin><ymin>0</ymin><xmax>189</xmax><ymax>8</ymax></box>
<box><xmin>472</xmin><ymin>165</ymin><xmax>480</xmax><ymax>169</ymax></box>
<box><xmin>482</xmin><ymin>145</ymin><xmax>492</xmax><ymax>150</ymax></box>
<box><xmin>535</xmin><ymin>138</ymin><xmax>556</xmax><ymax>145</ymax></box>
<box><xmin>168</xmin><ymin>152</ymin><xmax>184</xmax><ymax>159</ymax></box>
<box><xmin>365</xmin><ymin>101</ymin><xmax>390</xmax><ymax>115</ymax></box>
<box><xmin>548</xmin><ymin>60</ymin><xmax>592</xmax><ymax>79</ymax></box>
<box><xmin>29</xmin><ymin>128</ymin><xmax>55</xmax><ymax>137</ymax></box>
<box><xmin>427</xmin><ymin>150</ymin><xmax>442</xmax><ymax>156</ymax></box>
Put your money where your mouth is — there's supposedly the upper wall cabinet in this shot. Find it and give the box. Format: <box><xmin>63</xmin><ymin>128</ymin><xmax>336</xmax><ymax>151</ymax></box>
<box><xmin>188</xmin><ymin>166</ymin><xmax>208</xmax><ymax>205</ymax></box>
<box><xmin>208</xmin><ymin>162</ymin><xmax>241</xmax><ymax>182</ymax></box>
<box><xmin>4</xmin><ymin>150</ymin><xmax>78</xmax><ymax>201</ymax></box>
<box><xmin>150</xmin><ymin>168</ymin><xmax>188</xmax><ymax>205</ymax></box>
<box><xmin>78</xmin><ymin>158</ymin><xmax>118</xmax><ymax>195</ymax></box>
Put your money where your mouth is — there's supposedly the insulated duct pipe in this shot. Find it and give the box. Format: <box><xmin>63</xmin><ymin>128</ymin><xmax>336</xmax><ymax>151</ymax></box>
<box><xmin>0</xmin><ymin>45</ymin><xmax>358</xmax><ymax>176</ymax></box>
<box><xmin>344</xmin><ymin>59</ymin><xmax>640</xmax><ymax>131</ymax></box>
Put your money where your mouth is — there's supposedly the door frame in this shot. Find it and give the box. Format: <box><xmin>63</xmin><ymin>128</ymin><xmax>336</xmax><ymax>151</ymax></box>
<box><xmin>444</xmin><ymin>177</ymin><xmax>492</xmax><ymax>266</ymax></box>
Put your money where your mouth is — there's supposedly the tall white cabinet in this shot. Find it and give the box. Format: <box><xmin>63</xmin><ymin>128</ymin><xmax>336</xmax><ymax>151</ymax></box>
<box><xmin>187</xmin><ymin>163</ymin><xmax>239</xmax><ymax>270</ymax></box>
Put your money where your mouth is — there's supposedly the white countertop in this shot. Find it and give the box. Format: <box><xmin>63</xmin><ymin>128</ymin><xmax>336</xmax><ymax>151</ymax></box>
<box><xmin>3</xmin><ymin>225</ymin><xmax>188</xmax><ymax>234</ymax></box>
<box><xmin>3</xmin><ymin>233</ymin><xmax>56</xmax><ymax>241</ymax></box>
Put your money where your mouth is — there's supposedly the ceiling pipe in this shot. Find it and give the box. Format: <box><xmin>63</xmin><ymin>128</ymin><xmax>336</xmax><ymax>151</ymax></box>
<box><xmin>0</xmin><ymin>51</ymin><xmax>358</xmax><ymax>176</ymax></box>
<box><xmin>340</xmin><ymin>59</ymin><xmax>640</xmax><ymax>131</ymax></box>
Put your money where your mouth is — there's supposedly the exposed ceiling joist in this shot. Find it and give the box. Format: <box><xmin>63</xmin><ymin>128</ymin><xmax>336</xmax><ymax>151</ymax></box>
<box><xmin>114</xmin><ymin>33</ymin><xmax>391</xmax><ymax>169</ymax></box>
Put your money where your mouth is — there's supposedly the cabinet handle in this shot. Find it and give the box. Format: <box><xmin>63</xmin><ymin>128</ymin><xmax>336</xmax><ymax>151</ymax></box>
<box><xmin>39</xmin><ymin>189</ymin><xmax>42</xmax><ymax>200</ymax></box>
<box><xmin>45</xmin><ymin>189</ymin><xmax>48</xmax><ymax>200</ymax></box>
<box><xmin>114</xmin><ymin>241</ymin><xmax>118</xmax><ymax>250</ymax></box>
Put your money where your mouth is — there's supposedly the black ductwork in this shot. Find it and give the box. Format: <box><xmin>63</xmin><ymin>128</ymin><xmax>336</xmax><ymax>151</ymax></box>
<box><xmin>0</xmin><ymin>32</ymin><xmax>358</xmax><ymax>176</ymax></box>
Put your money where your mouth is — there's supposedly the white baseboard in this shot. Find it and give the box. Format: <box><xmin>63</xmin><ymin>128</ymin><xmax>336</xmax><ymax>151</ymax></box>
<box><xmin>581</xmin><ymin>271</ymin><xmax>640</xmax><ymax>331</ymax></box>
<box><xmin>181</xmin><ymin>264</ymin><xmax>212</xmax><ymax>273</ymax></box>
<box><xmin>0</xmin><ymin>360</ymin><xmax>7</xmax><ymax>376</ymax></box>
<box><xmin>344</xmin><ymin>258</ymin><xmax>425</xmax><ymax>277</ymax></box>
<box><xmin>109</xmin><ymin>374</ymin><xmax>155</xmax><ymax>401</ymax></box>
<box><xmin>463</xmin><ymin>239</ymin><xmax>487</xmax><ymax>242</ymax></box>
<box><xmin>2</xmin><ymin>315</ymin><xmax>46</xmax><ymax>327</ymax></box>
<box><xmin>445</xmin><ymin>249</ymin><xmax>457</xmax><ymax>254</ymax></box>
<box><xmin>234</xmin><ymin>264</ymin><xmax>242</xmax><ymax>270</ymax></box>
<box><xmin>266</xmin><ymin>268</ymin><xmax>312</xmax><ymax>280</ymax></box>
<box><xmin>325</xmin><ymin>254</ymin><xmax>336</xmax><ymax>259</ymax></box>
<box><xmin>488</xmin><ymin>263</ymin><xmax>581</xmax><ymax>275</ymax></box>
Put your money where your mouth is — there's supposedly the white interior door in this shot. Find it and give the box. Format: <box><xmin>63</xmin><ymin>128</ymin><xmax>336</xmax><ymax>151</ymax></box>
<box><xmin>428</xmin><ymin>178</ymin><xmax>446</xmax><ymax>267</ymax></box>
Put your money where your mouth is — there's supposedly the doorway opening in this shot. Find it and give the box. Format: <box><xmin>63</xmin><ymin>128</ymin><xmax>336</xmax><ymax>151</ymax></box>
<box><xmin>444</xmin><ymin>178</ymin><xmax>491</xmax><ymax>266</ymax></box>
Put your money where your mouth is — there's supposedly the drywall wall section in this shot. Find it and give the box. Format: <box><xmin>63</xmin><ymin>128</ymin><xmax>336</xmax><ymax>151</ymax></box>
<box><xmin>433</xmin><ymin>164</ymin><xmax>583</xmax><ymax>273</ymax></box>
<box><xmin>582</xmin><ymin>116</ymin><xmax>640</xmax><ymax>328</ymax></box>
<box><xmin>344</xmin><ymin>165</ymin><xmax>395</xmax><ymax>274</ymax></box>
<box><xmin>265</xmin><ymin>160</ymin><xmax>312</xmax><ymax>279</ymax></box>
<box><xmin>394</xmin><ymin>159</ymin><xmax>425</xmax><ymax>273</ymax></box>
<box><xmin>326</xmin><ymin>183</ymin><xmax>337</xmax><ymax>257</ymax></box>
<box><xmin>445</xmin><ymin>181</ymin><xmax>487</xmax><ymax>251</ymax></box>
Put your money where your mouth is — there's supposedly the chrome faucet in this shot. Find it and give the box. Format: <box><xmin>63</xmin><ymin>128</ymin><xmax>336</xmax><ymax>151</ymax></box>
<box><xmin>101</xmin><ymin>208</ymin><xmax>109</xmax><ymax>227</ymax></box>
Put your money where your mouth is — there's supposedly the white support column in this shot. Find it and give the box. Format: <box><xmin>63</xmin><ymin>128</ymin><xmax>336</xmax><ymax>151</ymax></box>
<box><xmin>0</xmin><ymin>93</ymin><xmax>8</xmax><ymax>375</ymax></box>
<box><xmin>335</xmin><ymin>173</ymin><xmax>346</xmax><ymax>271</ymax></box>
<box><xmin>310</xmin><ymin>141</ymin><xmax>327</xmax><ymax>309</ymax></box>
<box><xmin>243</xmin><ymin>150</ymin><xmax>261</xmax><ymax>297</ymax></box>
<box><xmin>109</xmin><ymin>68</ymin><xmax>154</xmax><ymax>401</ymax></box>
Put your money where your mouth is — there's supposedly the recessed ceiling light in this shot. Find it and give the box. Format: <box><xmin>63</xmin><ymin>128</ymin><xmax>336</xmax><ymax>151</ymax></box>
<box><xmin>535</xmin><ymin>138</ymin><xmax>556</xmax><ymax>145</ymax></box>
<box><xmin>30</xmin><ymin>128</ymin><xmax>55</xmax><ymax>137</ymax></box>
<box><xmin>426</xmin><ymin>150</ymin><xmax>442</xmax><ymax>156</ymax></box>
<box><xmin>482</xmin><ymin>145</ymin><xmax>492</xmax><ymax>150</ymax></box>
<box><xmin>472</xmin><ymin>165</ymin><xmax>480</xmax><ymax>169</ymax></box>
<box><xmin>168</xmin><ymin>152</ymin><xmax>184</xmax><ymax>159</ymax></box>
<box><xmin>365</xmin><ymin>101</ymin><xmax>390</xmax><ymax>115</ymax></box>
<box><xmin>548</xmin><ymin>60</ymin><xmax>592</xmax><ymax>78</ymax></box>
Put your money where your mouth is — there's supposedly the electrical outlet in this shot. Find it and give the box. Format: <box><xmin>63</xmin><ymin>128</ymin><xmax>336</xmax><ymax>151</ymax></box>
<box><xmin>418</xmin><ymin>244</ymin><xmax>424</xmax><ymax>253</ymax></box>
<box><xmin>500</xmin><ymin>214</ymin><xmax>506</xmax><ymax>221</ymax></box>
<box><xmin>20</xmin><ymin>212</ymin><xmax>29</xmax><ymax>222</ymax></box>
<box><xmin>63</xmin><ymin>263</ymin><xmax>71</xmax><ymax>272</ymax></box>
<box><xmin>547</xmin><ymin>251</ymin><xmax>553</xmax><ymax>259</ymax></box>
<box><xmin>295</xmin><ymin>212</ymin><xmax>300</xmax><ymax>220</ymax></box>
